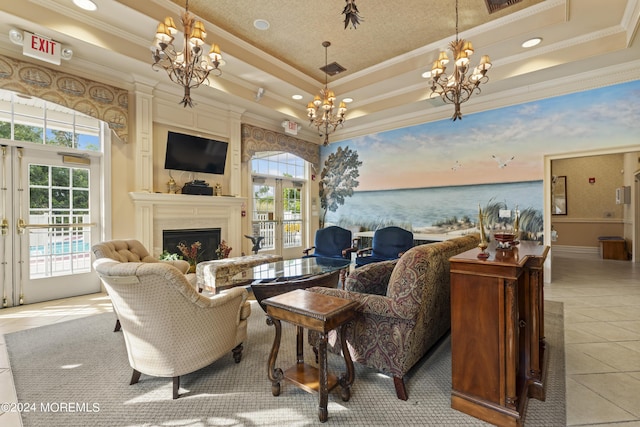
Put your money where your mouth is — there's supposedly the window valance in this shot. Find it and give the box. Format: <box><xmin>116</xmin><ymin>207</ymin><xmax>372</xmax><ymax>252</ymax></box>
<box><xmin>241</xmin><ymin>123</ymin><xmax>319</xmax><ymax>168</ymax></box>
<box><xmin>0</xmin><ymin>54</ymin><xmax>129</xmax><ymax>142</ymax></box>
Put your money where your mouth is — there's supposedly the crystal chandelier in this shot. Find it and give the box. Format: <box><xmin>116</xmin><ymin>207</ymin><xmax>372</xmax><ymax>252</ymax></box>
<box><xmin>427</xmin><ymin>0</ymin><xmax>492</xmax><ymax>121</ymax></box>
<box><xmin>151</xmin><ymin>0</ymin><xmax>223</xmax><ymax>108</ymax></box>
<box><xmin>306</xmin><ymin>41</ymin><xmax>347</xmax><ymax>146</ymax></box>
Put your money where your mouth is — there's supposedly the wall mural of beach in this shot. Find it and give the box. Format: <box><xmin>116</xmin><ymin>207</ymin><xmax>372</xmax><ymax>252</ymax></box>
<box><xmin>319</xmin><ymin>79</ymin><xmax>640</xmax><ymax>239</ymax></box>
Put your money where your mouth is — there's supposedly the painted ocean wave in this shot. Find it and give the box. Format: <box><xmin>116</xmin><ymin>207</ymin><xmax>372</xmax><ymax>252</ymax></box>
<box><xmin>325</xmin><ymin>180</ymin><xmax>543</xmax><ymax>230</ymax></box>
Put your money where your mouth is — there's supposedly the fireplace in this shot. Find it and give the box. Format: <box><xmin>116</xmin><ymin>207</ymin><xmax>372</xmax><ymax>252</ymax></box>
<box><xmin>129</xmin><ymin>192</ymin><xmax>245</xmax><ymax>260</ymax></box>
<box><xmin>163</xmin><ymin>228</ymin><xmax>221</xmax><ymax>262</ymax></box>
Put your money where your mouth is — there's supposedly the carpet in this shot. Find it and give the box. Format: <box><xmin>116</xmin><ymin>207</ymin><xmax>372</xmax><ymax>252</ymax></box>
<box><xmin>5</xmin><ymin>300</ymin><xmax>565</xmax><ymax>426</ymax></box>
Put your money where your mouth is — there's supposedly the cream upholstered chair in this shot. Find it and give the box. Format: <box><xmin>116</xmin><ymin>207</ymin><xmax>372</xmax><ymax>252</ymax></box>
<box><xmin>93</xmin><ymin>258</ymin><xmax>251</xmax><ymax>399</ymax></box>
<box><xmin>92</xmin><ymin>239</ymin><xmax>197</xmax><ymax>331</ymax></box>
<box><xmin>91</xmin><ymin>239</ymin><xmax>193</xmax><ymax>275</ymax></box>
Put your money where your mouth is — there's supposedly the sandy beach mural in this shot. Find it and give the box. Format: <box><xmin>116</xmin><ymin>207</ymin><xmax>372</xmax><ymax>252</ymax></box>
<box><xmin>319</xmin><ymin>79</ymin><xmax>640</xmax><ymax>239</ymax></box>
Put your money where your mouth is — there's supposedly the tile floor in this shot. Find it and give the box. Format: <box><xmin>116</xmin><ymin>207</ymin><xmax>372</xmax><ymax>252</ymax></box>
<box><xmin>0</xmin><ymin>254</ymin><xmax>639</xmax><ymax>426</ymax></box>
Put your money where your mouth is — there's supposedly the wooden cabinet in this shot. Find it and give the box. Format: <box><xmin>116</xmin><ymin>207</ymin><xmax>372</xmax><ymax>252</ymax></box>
<box><xmin>598</xmin><ymin>236</ymin><xmax>628</xmax><ymax>260</ymax></box>
<box><xmin>449</xmin><ymin>241</ymin><xmax>549</xmax><ymax>427</ymax></box>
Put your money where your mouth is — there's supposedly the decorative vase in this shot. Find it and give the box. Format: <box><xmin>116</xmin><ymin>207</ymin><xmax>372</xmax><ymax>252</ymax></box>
<box><xmin>188</xmin><ymin>263</ymin><xmax>196</xmax><ymax>274</ymax></box>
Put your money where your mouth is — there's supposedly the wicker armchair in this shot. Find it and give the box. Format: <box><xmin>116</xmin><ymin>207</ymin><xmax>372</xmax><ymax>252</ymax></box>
<box><xmin>93</xmin><ymin>258</ymin><xmax>251</xmax><ymax>399</ymax></box>
<box><xmin>308</xmin><ymin>234</ymin><xmax>480</xmax><ymax>400</ymax></box>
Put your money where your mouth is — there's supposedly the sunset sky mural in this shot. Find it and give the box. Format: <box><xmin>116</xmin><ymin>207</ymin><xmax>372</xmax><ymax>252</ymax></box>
<box><xmin>324</xmin><ymin>80</ymin><xmax>640</xmax><ymax>192</ymax></box>
<box><xmin>319</xmin><ymin>79</ymin><xmax>640</xmax><ymax>234</ymax></box>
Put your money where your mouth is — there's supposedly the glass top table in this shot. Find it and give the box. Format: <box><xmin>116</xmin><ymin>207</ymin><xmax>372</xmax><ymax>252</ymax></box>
<box><xmin>231</xmin><ymin>256</ymin><xmax>352</xmax><ymax>311</ymax></box>
<box><xmin>231</xmin><ymin>256</ymin><xmax>351</xmax><ymax>283</ymax></box>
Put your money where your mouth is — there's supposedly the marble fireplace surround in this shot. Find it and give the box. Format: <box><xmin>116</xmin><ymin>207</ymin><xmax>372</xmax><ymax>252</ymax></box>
<box><xmin>129</xmin><ymin>192</ymin><xmax>246</xmax><ymax>259</ymax></box>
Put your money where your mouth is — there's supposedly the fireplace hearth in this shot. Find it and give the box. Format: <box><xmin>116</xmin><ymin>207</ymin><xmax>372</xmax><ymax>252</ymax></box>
<box><xmin>129</xmin><ymin>192</ymin><xmax>245</xmax><ymax>261</ymax></box>
<box><xmin>163</xmin><ymin>228</ymin><xmax>221</xmax><ymax>262</ymax></box>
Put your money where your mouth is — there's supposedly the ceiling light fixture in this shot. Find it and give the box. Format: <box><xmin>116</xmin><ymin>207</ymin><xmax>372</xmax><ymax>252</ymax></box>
<box><xmin>342</xmin><ymin>0</ymin><xmax>363</xmax><ymax>29</ymax></box>
<box><xmin>306</xmin><ymin>41</ymin><xmax>347</xmax><ymax>146</ymax></box>
<box><xmin>253</xmin><ymin>19</ymin><xmax>270</xmax><ymax>31</ymax></box>
<box><xmin>151</xmin><ymin>0</ymin><xmax>223</xmax><ymax>107</ymax></box>
<box><xmin>427</xmin><ymin>0</ymin><xmax>492</xmax><ymax>121</ymax></box>
<box><xmin>73</xmin><ymin>0</ymin><xmax>97</xmax><ymax>11</ymax></box>
<box><xmin>522</xmin><ymin>37</ymin><xmax>542</xmax><ymax>48</ymax></box>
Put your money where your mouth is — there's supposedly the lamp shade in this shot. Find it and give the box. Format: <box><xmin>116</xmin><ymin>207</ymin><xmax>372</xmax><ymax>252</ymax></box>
<box><xmin>455</xmin><ymin>51</ymin><xmax>469</xmax><ymax>67</ymax></box>
<box><xmin>156</xmin><ymin>23</ymin><xmax>173</xmax><ymax>43</ymax></box>
<box><xmin>438</xmin><ymin>51</ymin><xmax>449</xmax><ymax>65</ymax></box>
<box><xmin>479</xmin><ymin>55</ymin><xmax>492</xmax><ymax>70</ymax></box>
<box><xmin>164</xmin><ymin>17</ymin><xmax>177</xmax><ymax>34</ymax></box>
<box><xmin>189</xmin><ymin>28</ymin><xmax>205</xmax><ymax>46</ymax></box>
<box><xmin>462</xmin><ymin>41</ymin><xmax>474</xmax><ymax>55</ymax></box>
<box><xmin>208</xmin><ymin>44</ymin><xmax>222</xmax><ymax>61</ymax></box>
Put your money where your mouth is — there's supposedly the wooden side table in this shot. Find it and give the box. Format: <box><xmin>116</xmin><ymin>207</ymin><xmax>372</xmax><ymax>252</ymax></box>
<box><xmin>263</xmin><ymin>289</ymin><xmax>357</xmax><ymax>423</ymax></box>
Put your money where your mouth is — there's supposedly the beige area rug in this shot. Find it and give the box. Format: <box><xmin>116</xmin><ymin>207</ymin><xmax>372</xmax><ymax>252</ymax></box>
<box><xmin>5</xmin><ymin>300</ymin><xmax>565</xmax><ymax>426</ymax></box>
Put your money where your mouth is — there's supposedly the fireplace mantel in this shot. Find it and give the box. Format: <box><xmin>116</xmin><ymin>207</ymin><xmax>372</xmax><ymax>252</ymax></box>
<box><xmin>129</xmin><ymin>192</ymin><xmax>246</xmax><ymax>258</ymax></box>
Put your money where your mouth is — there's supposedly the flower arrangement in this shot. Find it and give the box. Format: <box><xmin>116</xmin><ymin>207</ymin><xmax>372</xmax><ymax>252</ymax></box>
<box><xmin>177</xmin><ymin>240</ymin><xmax>202</xmax><ymax>268</ymax></box>
<box><xmin>159</xmin><ymin>250</ymin><xmax>182</xmax><ymax>261</ymax></box>
<box><xmin>216</xmin><ymin>240</ymin><xmax>232</xmax><ymax>259</ymax></box>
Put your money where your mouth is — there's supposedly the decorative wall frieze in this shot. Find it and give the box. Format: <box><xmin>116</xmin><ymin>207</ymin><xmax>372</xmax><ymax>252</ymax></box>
<box><xmin>241</xmin><ymin>123</ymin><xmax>319</xmax><ymax>168</ymax></box>
<box><xmin>0</xmin><ymin>54</ymin><xmax>129</xmax><ymax>142</ymax></box>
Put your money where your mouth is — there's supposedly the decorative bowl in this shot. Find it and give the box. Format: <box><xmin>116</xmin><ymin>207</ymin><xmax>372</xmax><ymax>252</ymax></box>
<box><xmin>493</xmin><ymin>232</ymin><xmax>518</xmax><ymax>249</ymax></box>
<box><xmin>493</xmin><ymin>232</ymin><xmax>516</xmax><ymax>244</ymax></box>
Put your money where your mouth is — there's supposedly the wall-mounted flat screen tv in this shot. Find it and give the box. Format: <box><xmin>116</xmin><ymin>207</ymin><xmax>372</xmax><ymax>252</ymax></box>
<box><xmin>164</xmin><ymin>131</ymin><xmax>228</xmax><ymax>175</ymax></box>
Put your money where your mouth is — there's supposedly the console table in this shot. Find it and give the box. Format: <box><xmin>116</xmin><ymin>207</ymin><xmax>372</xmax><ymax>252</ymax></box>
<box><xmin>449</xmin><ymin>241</ymin><xmax>549</xmax><ymax>427</ymax></box>
<box><xmin>263</xmin><ymin>289</ymin><xmax>357</xmax><ymax>423</ymax></box>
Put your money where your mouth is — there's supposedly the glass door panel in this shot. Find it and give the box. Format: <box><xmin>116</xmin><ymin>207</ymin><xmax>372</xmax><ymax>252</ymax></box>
<box><xmin>251</xmin><ymin>178</ymin><xmax>304</xmax><ymax>259</ymax></box>
<box><xmin>2</xmin><ymin>144</ymin><xmax>101</xmax><ymax>306</ymax></box>
<box><xmin>252</xmin><ymin>181</ymin><xmax>276</xmax><ymax>252</ymax></box>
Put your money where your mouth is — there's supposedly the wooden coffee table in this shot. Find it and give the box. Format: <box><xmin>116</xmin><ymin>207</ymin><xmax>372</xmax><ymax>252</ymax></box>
<box><xmin>262</xmin><ymin>289</ymin><xmax>357</xmax><ymax>423</ymax></box>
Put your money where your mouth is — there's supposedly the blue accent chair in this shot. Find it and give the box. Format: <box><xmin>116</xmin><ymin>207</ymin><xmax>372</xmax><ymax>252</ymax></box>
<box><xmin>303</xmin><ymin>226</ymin><xmax>355</xmax><ymax>259</ymax></box>
<box><xmin>355</xmin><ymin>226</ymin><xmax>414</xmax><ymax>267</ymax></box>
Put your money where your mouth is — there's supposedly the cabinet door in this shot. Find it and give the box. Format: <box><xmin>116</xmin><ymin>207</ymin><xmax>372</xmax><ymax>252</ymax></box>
<box><xmin>451</xmin><ymin>272</ymin><xmax>503</xmax><ymax>403</ymax></box>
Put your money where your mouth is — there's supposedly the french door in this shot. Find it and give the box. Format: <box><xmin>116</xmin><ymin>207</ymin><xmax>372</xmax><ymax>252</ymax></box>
<box><xmin>0</xmin><ymin>143</ymin><xmax>101</xmax><ymax>307</ymax></box>
<box><xmin>252</xmin><ymin>177</ymin><xmax>304</xmax><ymax>259</ymax></box>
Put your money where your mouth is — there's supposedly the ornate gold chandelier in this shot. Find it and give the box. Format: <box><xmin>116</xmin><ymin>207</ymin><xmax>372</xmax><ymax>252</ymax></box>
<box><xmin>427</xmin><ymin>0</ymin><xmax>492</xmax><ymax>121</ymax></box>
<box><xmin>306</xmin><ymin>41</ymin><xmax>347</xmax><ymax>146</ymax></box>
<box><xmin>151</xmin><ymin>0</ymin><xmax>223</xmax><ymax>108</ymax></box>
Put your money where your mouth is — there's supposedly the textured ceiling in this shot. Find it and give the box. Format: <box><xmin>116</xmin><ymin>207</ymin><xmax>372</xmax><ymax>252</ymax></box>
<box><xmin>168</xmin><ymin>0</ymin><xmax>543</xmax><ymax>81</ymax></box>
<box><xmin>1</xmin><ymin>0</ymin><xmax>637</xmax><ymax>144</ymax></box>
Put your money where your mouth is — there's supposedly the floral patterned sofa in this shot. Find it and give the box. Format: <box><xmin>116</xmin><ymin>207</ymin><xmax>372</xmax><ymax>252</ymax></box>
<box><xmin>308</xmin><ymin>233</ymin><xmax>480</xmax><ymax>400</ymax></box>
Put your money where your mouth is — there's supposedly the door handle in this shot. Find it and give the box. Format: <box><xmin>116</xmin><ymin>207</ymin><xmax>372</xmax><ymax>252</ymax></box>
<box><xmin>0</xmin><ymin>218</ymin><xmax>7</xmax><ymax>235</ymax></box>
<box><xmin>17</xmin><ymin>221</ymin><xmax>96</xmax><ymax>234</ymax></box>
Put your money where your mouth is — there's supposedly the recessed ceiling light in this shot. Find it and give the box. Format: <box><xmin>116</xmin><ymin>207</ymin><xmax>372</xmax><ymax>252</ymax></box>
<box><xmin>421</xmin><ymin>71</ymin><xmax>432</xmax><ymax>79</ymax></box>
<box><xmin>522</xmin><ymin>37</ymin><xmax>542</xmax><ymax>48</ymax></box>
<box><xmin>254</xmin><ymin>19</ymin><xmax>270</xmax><ymax>31</ymax></box>
<box><xmin>291</xmin><ymin>94</ymin><xmax>303</xmax><ymax>100</ymax></box>
<box><xmin>73</xmin><ymin>0</ymin><xmax>97</xmax><ymax>11</ymax></box>
<box><xmin>342</xmin><ymin>98</ymin><xmax>353</xmax><ymax>103</ymax></box>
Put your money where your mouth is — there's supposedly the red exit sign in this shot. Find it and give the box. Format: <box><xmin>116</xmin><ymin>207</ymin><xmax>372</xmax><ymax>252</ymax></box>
<box><xmin>23</xmin><ymin>31</ymin><xmax>61</xmax><ymax>65</ymax></box>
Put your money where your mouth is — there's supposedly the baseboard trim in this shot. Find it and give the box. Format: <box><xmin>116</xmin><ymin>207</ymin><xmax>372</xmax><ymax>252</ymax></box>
<box><xmin>551</xmin><ymin>245</ymin><xmax>600</xmax><ymax>259</ymax></box>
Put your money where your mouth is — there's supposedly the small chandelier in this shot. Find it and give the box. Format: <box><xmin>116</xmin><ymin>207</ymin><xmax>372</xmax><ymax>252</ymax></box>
<box><xmin>427</xmin><ymin>0</ymin><xmax>492</xmax><ymax>121</ymax></box>
<box><xmin>151</xmin><ymin>0</ymin><xmax>223</xmax><ymax>108</ymax></box>
<box><xmin>306</xmin><ymin>41</ymin><xmax>347</xmax><ymax>146</ymax></box>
